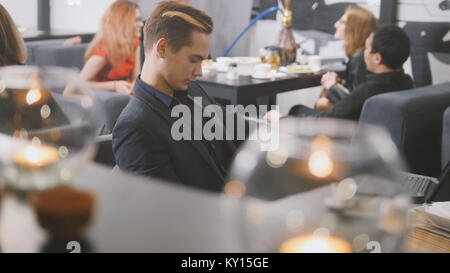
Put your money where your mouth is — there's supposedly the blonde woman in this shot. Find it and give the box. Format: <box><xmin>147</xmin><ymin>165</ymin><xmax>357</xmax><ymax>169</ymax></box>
<box><xmin>64</xmin><ymin>1</ymin><xmax>143</xmax><ymax>96</ymax></box>
<box><xmin>0</xmin><ymin>4</ymin><xmax>27</xmax><ymax>66</ymax></box>
<box><xmin>315</xmin><ymin>6</ymin><xmax>377</xmax><ymax>111</ymax></box>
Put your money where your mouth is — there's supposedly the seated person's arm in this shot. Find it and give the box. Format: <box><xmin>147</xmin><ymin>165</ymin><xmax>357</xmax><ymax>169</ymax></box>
<box><xmin>314</xmin><ymin>72</ymin><xmax>340</xmax><ymax>111</ymax></box>
<box><xmin>64</xmin><ymin>36</ymin><xmax>82</xmax><ymax>46</ymax></box>
<box><xmin>326</xmin><ymin>83</ymin><xmax>350</xmax><ymax>104</ymax></box>
<box><xmin>64</xmin><ymin>35</ymin><xmax>93</xmax><ymax>46</ymax></box>
<box><xmin>320</xmin><ymin>72</ymin><xmax>339</xmax><ymax>93</ymax></box>
<box><xmin>63</xmin><ymin>56</ymin><xmax>132</xmax><ymax>96</ymax></box>
<box><xmin>323</xmin><ymin>86</ymin><xmax>367</xmax><ymax>120</ymax></box>
<box><xmin>113</xmin><ymin>120</ymin><xmax>180</xmax><ymax>182</ymax></box>
<box><xmin>314</xmin><ymin>97</ymin><xmax>335</xmax><ymax>112</ymax></box>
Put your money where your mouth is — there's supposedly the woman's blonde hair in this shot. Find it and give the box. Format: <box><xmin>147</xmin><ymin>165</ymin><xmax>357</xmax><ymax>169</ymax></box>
<box><xmin>344</xmin><ymin>6</ymin><xmax>377</xmax><ymax>58</ymax></box>
<box><xmin>85</xmin><ymin>1</ymin><xmax>139</xmax><ymax>68</ymax></box>
<box><xmin>0</xmin><ymin>4</ymin><xmax>27</xmax><ymax>66</ymax></box>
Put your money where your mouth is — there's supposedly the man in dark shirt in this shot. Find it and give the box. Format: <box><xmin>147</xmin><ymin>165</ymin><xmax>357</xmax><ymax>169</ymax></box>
<box><xmin>113</xmin><ymin>2</ymin><xmax>244</xmax><ymax>192</ymax></box>
<box><xmin>288</xmin><ymin>25</ymin><xmax>414</xmax><ymax>121</ymax></box>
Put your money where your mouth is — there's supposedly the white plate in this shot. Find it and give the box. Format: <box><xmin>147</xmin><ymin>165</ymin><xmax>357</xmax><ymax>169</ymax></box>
<box><xmin>252</xmin><ymin>71</ymin><xmax>287</xmax><ymax>80</ymax></box>
<box><xmin>280</xmin><ymin>65</ymin><xmax>314</xmax><ymax>74</ymax></box>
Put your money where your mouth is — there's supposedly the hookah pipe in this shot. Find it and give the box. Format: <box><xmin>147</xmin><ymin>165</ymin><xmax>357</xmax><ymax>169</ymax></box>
<box><xmin>277</xmin><ymin>0</ymin><xmax>297</xmax><ymax>64</ymax></box>
<box><xmin>223</xmin><ymin>0</ymin><xmax>295</xmax><ymax>57</ymax></box>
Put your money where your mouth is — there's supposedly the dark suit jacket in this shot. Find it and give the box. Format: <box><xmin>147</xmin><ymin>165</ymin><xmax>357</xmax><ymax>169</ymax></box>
<box><xmin>112</xmin><ymin>81</ymin><xmax>239</xmax><ymax>192</ymax></box>
<box><xmin>326</xmin><ymin>71</ymin><xmax>415</xmax><ymax>120</ymax></box>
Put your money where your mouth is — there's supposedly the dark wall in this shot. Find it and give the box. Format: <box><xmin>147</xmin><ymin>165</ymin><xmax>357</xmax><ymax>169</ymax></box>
<box><xmin>259</xmin><ymin>0</ymin><xmax>353</xmax><ymax>34</ymax></box>
<box><xmin>403</xmin><ymin>22</ymin><xmax>450</xmax><ymax>87</ymax></box>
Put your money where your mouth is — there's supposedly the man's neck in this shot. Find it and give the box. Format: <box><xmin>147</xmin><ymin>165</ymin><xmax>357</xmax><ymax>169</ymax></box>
<box><xmin>140</xmin><ymin>58</ymin><xmax>174</xmax><ymax>97</ymax></box>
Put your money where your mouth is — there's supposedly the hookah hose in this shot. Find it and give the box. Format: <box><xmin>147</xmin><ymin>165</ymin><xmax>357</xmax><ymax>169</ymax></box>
<box><xmin>223</xmin><ymin>6</ymin><xmax>283</xmax><ymax>57</ymax></box>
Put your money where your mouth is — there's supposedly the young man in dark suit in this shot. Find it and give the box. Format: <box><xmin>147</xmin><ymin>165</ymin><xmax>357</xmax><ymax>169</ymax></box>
<box><xmin>112</xmin><ymin>2</ymin><xmax>245</xmax><ymax>192</ymax></box>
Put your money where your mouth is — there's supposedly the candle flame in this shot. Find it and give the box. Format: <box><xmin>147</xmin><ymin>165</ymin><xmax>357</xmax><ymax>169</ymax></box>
<box><xmin>14</xmin><ymin>145</ymin><xmax>60</xmax><ymax>168</ymax></box>
<box><xmin>300</xmin><ymin>238</ymin><xmax>331</xmax><ymax>253</ymax></box>
<box><xmin>279</xmin><ymin>235</ymin><xmax>352</xmax><ymax>253</ymax></box>
<box><xmin>26</xmin><ymin>88</ymin><xmax>42</xmax><ymax>105</ymax></box>
<box><xmin>25</xmin><ymin>146</ymin><xmax>42</xmax><ymax>164</ymax></box>
<box><xmin>308</xmin><ymin>135</ymin><xmax>334</xmax><ymax>178</ymax></box>
<box><xmin>308</xmin><ymin>150</ymin><xmax>334</xmax><ymax>178</ymax></box>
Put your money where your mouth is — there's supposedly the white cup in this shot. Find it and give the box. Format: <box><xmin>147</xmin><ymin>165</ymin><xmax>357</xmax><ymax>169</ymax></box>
<box><xmin>254</xmin><ymin>63</ymin><xmax>272</xmax><ymax>76</ymax></box>
<box><xmin>308</xmin><ymin>55</ymin><xmax>322</xmax><ymax>72</ymax></box>
<box><xmin>233</xmin><ymin>57</ymin><xmax>261</xmax><ymax>76</ymax></box>
<box><xmin>216</xmin><ymin>57</ymin><xmax>232</xmax><ymax>72</ymax></box>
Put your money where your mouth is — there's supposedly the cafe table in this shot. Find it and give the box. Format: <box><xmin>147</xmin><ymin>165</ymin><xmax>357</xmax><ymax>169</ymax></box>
<box><xmin>0</xmin><ymin>162</ymin><xmax>406</xmax><ymax>253</ymax></box>
<box><xmin>196</xmin><ymin>63</ymin><xmax>346</xmax><ymax>107</ymax></box>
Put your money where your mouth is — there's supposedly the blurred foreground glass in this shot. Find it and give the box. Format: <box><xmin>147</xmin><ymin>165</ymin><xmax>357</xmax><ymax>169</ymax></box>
<box><xmin>225</xmin><ymin>118</ymin><xmax>413</xmax><ymax>253</ymax></box>
<box><xmin>0</xmin><ymin>66</ymin><xmax>99</xmax><ymax>192</ymax></box>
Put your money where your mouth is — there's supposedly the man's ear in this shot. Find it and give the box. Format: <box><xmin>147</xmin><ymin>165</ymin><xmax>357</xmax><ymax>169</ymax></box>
<box><xmin>155</xmin><ymin>38</ymin><xmax>169</xmax><ymax>58</ymax></box>
<box><xmin>374</xmin><ymin>52</ymin><xmax>383</xmax><ymax>66</ymax></box>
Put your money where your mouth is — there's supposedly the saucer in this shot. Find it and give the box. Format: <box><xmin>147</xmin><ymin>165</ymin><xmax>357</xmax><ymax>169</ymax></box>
<box><xmin>252</xmin><ymin>72</ymin><xmax>272</xmax><ymax>80</ymax></box>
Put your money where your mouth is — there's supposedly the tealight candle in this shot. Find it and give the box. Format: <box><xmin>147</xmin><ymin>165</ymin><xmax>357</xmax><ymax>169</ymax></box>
<box><xmin>279</xmin><ymin>235</ymin><xmax>352</xmax><ymax>253</ymax></box>
<box><xmin>14</xmin><ymin>145</ymin><xmax>59</xmax><ymax>168</ymax></box>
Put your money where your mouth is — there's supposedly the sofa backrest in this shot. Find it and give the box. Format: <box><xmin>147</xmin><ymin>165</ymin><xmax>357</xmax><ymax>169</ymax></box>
<box><xmin>33</xmin><ymin>43</ymin><xmax>88</xmax><ymax>70</ymax></box>
<box><xmin>25</xmin><ymin>39</ymin><xmax>66</xmax><ymax>65</ymax></box>
<box><xmin>359</xmin><ymin>82</ymin><xmax>450</xmax><ymax>177</ymax></box>
<box><xmin>442</xmin><ymin>106</ymin><xmax>450</xmax><ymax>170</ymax></box>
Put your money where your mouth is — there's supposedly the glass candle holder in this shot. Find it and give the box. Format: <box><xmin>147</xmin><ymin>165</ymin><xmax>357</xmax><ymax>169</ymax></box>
<box><xmin>225</xmin><ymin>118</ymin><xmax>412</xmax><ymax>253</ymax></box>
<box><xmin>0</xmin><ymin>66</ymin><xmax>99</xmax><ymax>192</ymax></box>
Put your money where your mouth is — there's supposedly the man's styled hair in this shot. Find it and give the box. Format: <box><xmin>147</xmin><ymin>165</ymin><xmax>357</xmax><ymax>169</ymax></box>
<box><xmin>371</xmin><ymin>25</ymin><xmax>410</xmax><ymax>70</ymax></box>
<box><xmin>143</xmin><ymin>1</ymin><xmax>213</xmax><ymax>53</ymax></box>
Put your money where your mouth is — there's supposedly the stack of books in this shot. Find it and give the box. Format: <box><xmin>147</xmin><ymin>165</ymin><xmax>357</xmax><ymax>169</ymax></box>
<box><xmin>405</xmin><ymin>202</ymin><xmax>450</xmax><ymax>253</ymax></box>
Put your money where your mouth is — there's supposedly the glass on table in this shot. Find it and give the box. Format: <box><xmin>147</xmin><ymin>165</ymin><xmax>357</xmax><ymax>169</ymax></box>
<box><xmin>262</xmin><ymin>46</ymin><xmax>282</xmax><ymax>70</ymax></box>
<box><xmin>0</xmin><ymin>66</ymin><xmax>100</xmax><ymax>193</ymax></box>
<box><xmin>223</xmin><ymin>117</ymin><xmax>414</xmax><ymax>253</ymax></box>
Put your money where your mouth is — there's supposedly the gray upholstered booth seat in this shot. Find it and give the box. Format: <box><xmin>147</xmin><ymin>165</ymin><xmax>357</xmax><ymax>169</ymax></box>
<box><xmin>359</xmin><ymin>82</ymin><xmax>450</xmax><ymax>177</ymax></box>
<box><xmin>442</xmin><ymin>106</ymin><xmax>450</xmax><ymax>170</ymax></box>
<box><xmin>94</xmin><ymin>134</ymin><xmax>115</xmax><ymax>167</ymax></box>
<box><xmin>92</xmin><ymin>91</ymin><xmax>130</xmax><ymax>167</ymax></box>
<box><xmin>53</xmin><ymin>92</ymin><xmax>128</xmax><ymax>167</ymax></box>
<box><xmin>93</xmin><ymin>90</ymin><xmax>130</xmax><ymax>135</ymax></box>
<box><xmin>25</xmin><ymin>39</ymin><xmax>66</xmax><ymax>65</ymax></box>
<box><xmin>33</xmin><ymin>43</ymin><xmax>88</xmax><ymax>70</ymax></box>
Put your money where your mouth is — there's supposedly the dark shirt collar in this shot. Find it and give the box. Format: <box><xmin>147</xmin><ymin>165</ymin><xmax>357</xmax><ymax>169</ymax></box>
<box><xmin>136</xmin><ymin>75</ymin><xmax>188</xmax><ymax>108</ymax></box>
<box><xmin>366</xmin><ymin>71</ymin><xmax>406</xmax><ymax>81</ymax></box>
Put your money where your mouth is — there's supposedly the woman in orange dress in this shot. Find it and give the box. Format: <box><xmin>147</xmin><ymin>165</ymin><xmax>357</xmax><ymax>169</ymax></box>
<box><xmin>64</xmin><ymin>1</ymin><xmax>143</xmax><ymax>96</ymax></box>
